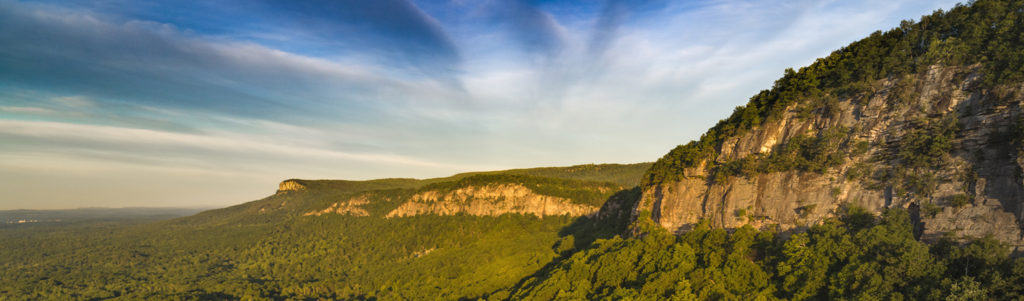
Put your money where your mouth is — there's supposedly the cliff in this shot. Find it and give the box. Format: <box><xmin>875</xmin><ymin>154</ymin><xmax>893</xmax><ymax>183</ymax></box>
<box><xmin>277</xmin><ymin>180</ymin><xmax>306</xmax><ymax>193</ymax></box>
<box><xmin>299</xmin><ymin>175</ymin><xmax>618</xmax><ymax>218</ymax></box>
<box><xmin>637</xmin><ymin>65</ymin><xmax>1024</xmax><ymax>252</ymax></box>
<box><xmin>302</xmin><ymin>195</ymin><xmax>371</xmax><ymax>217</ymax></box>
<box><xmin>385</xmin><ymin>183</ymin><xmax>598</xmax><ymax>217</ymax></box>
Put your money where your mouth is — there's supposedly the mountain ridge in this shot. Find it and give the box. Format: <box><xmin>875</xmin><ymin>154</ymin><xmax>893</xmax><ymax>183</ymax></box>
<box><xmin>175</xmin><ymin>162</ymin><xmax>650</xmax><ymax>226</ymax></box>
<box><xmin>633</xmin><ymin>1</ymin><xmax>1024</xmax><ymax>252</ymax></box>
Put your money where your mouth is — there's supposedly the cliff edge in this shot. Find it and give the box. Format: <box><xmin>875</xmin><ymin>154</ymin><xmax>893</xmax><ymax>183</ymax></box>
<box><xmin>638</xmin><ymin>65</ymin><xmax>1024</xmax><ymax>252</ymax></box>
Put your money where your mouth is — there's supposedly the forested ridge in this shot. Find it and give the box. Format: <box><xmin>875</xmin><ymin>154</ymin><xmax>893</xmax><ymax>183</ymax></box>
<box><xmin>645</xmin><ymin>0</ymin><xmax>1024</xmax><ymax>186</ymax></box>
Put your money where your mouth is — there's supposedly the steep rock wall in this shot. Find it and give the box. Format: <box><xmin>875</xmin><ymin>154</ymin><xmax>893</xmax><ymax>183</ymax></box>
<box><xmin>386</xmin><ymin>184</ymin><xmax>598</xmax><ymax>218</ymax></box>
<box><xmin>277</xmin><ymin>180</ymin><xmax>305</xmax><ymax>193</ymax></box>
<box><xmin>302</xmin><ymin>195</ymin><xmax>371</xmax><ymax>217</ymax></box>
<box><xmin>639</xmin><ymin>66</ymin><xmax>1024</xmax><ymax>251</ymax></box>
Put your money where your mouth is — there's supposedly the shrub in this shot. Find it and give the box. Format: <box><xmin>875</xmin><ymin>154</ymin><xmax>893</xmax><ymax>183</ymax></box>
<box><xmin>922</xmin><ymin>202</ymin><xmax>943</xmax><ymax>217</ymax></box>
<box><xmin>949</xmin><ymin>194</ymin><xmax>971</xmax><ymax>208</ymax></box>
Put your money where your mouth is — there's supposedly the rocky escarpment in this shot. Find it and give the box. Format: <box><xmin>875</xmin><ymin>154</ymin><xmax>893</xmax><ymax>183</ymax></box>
<box><xmin>302</xmin><ymin>195</ymin><xmax>370</xmax><ymax>217</ymax></box>
<box><xmin>277</xmin><ymin>180</ymin><xmax>306</xmax><ymax>193</ymax></box>
<box><xmin>639</xmin><ymin>65</ymin><xmax>1024</xmax><ymax>252</ymax></box>
<box><xmin>301</xmin><ymin>181</ymin><xmax>606</xmax><ymax>218</ymax></box>
<box><xmin>385</xmin><ymin>184</ymin><xmax>598</xmax><ymax>218</ymax></box>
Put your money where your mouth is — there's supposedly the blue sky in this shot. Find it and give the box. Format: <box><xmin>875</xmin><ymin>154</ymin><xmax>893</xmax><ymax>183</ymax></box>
<box><xmin>0</xmin><ymin>0</ymin><xmax>959</xmax><ymax>209</ymax></box>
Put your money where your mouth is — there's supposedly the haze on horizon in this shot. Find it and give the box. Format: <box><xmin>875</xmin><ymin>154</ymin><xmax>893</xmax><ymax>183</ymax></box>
<box><xmin>0</xmin><ymin>0</ymin><xmax>959</xmax><ymax>210</ymax></box>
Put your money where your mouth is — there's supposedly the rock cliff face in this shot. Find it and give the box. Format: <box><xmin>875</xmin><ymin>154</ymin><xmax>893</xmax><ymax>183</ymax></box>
<box><xmin>638</xmin><ymin>65</ymin><xmax>1024</xmax><ymax>252</ymax></box>
<box><xmin>302</xmin><ymin>195</ymin><xmax>370</xmax><ymax>217</ymax></box>
<box><xmin>386</xmin><ymin>184</ymin><xmax>598</xmax><ymax>217</ymax></box>
<box><xmin>277</xmin><ymin>180</ymin><xmax>306</xmax><ymax>193</ymax></box>
<box><xmin>301</xmin><ymin>183</ymin><xmax>601</xmax><ymax>218</ymax></box>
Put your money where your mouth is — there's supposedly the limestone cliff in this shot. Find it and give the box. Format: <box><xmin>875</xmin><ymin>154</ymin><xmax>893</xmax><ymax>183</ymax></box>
<box><xmin>638</xmin><ymin>65</ymin><xmax>1024</xmax><ymax>252</ymax></box>
<box><xmin>385</xmin><ymin>183</ymin><xmax>598</xmax><ymax>218</ymax></box>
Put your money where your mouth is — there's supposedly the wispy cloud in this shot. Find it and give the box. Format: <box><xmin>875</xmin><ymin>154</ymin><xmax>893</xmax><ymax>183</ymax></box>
<box><xmin>0</xmin><ymin>0</ymin><xmax>960</xmax><ymax>209</ymax></box>
<box><xmin>499</xmin><ymin>0</ymin><xmax>568</xmax><ymax>61</ymax></box>
<box><xmin>256</xmin><ymin>0</ymin><xmax>464</xmax><ymax>78</ymax></box>
<box><xmin>0</xmin><ymin>119</ymin><xmax>494</xmax><ymax>172</ymax></box>
<box><xmin>0</xmin><ymin>106</ymin><xmax>56</xmax><ymax>114</ymax></box>
<box><xmin>0</xmin><ymin>0</ymin><xmax>461</xmax><ymax>123</ymax></box>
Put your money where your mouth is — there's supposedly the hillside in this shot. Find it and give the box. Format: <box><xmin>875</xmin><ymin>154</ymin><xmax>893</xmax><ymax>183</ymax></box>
<box><xmin>505</xmin><ymin>1</ymin><xmax>1024</xmax><ymax>299</ymax></box>
<box><xmin>636</xmin><ymin>0</ymin><xmax>1024</xmax><ymax>252</ymax></box>
<box><xmin>177</xmin><ymin>162</ymin><xmax>649</xmax><ymax>225</ymax></box>
<box><xmin>0</xmin><ymin>163</ymin><xmax>647</xmax><ymax>300</ymax></box>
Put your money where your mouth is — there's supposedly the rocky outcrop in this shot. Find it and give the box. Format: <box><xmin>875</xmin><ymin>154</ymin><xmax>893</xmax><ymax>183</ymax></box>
<box><xmin>302</xmin><ymin>195</ymin><xmax>370</xmax><ymax>217</ymax></box>
<box><xmin>277</xmin><ymin>180</ymin><xmax>305</xmax><ymax>193</ymax></box>
<box><xmin>639</xmin><ymin>65</ymin><xmax>1024</xmax><ymax>252</ymax></box>
<box><xmin>386</xmin><ymin>184</ymin><xmax>598</xmax><ymax>218</ymax></box>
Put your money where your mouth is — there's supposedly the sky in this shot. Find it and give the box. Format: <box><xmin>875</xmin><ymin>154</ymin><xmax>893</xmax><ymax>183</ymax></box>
<box><xmin>0</xmin><ymin>0</ymin><xmax>960</xmax><ymax>210</ymax></box>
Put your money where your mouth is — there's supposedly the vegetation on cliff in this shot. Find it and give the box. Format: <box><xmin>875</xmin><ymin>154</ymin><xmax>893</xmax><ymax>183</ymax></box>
<box><xmin>646</xmin><ymin>0</ymin><xmax>1024</xmax><ymax>186</ymax></box>
<box><xmin>415</xmin><ymin>174</ymin><xmax>622</xmax><ymax>207</ymax></box>
<box><xmin>867</xmin><ymin>115</ymin><xmax>962</xmax><ymax>198</ymax></box>
<box><xmin>715</xmin><ymin>126</ymin><xmax>853</xmax><ymax>182</ymax></box>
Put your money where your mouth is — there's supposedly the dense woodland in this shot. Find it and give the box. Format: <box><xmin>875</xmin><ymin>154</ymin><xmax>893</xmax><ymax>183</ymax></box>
<box><xmin>3</xmin><ymin>196</ymin><xmax>1023</xmax><ymax>300</ymax></box>
<box><xmin>4</xmin><ymin>0</ymin><xmax>1024</xmax><ymax>300</ymax></box>
<box><xmin>507</xmin><ymin>208</ymin><xmax>1024</xmax><ymax>300</ymax></box>
<box><xmin>0</xmin><ymin>164</ymin><xmax>646</xmax><ymax>300</ymax></box>
<box><xmin>0</xmin><ymin>212</ymin><xmax>583</xmax><ymax>299</ymax></box>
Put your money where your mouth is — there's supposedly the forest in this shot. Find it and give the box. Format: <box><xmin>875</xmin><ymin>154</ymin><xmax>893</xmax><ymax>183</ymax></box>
<box><xmin>0</xmin><ymin>164</ymin><xmax>647</xmax><ymax>300</ymax></box>
<box><xmin>3</xmin><ymin>196</ymin><xmax>1023</xmax><ymax>300</ymax></box>
<box><xmin>507</xmin><ymin>208</ymin><xmax>1024</xmax><ymax>300</ymax></box>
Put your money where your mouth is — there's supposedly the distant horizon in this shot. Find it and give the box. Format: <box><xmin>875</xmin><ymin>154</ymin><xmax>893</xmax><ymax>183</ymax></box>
<box><xmin>0</xmin><ymin>206</ymin><xmax>221</xmax><ymax>211</ymax></box>
<box><xmin>5</xmin><ymin>161</ymin><xmax>655</xmax><ymax>210</ymax></box>
<box><xmin>0</xmin><ymin>0</ymin><xmax>959</xmax><ymax>209</ymax></box>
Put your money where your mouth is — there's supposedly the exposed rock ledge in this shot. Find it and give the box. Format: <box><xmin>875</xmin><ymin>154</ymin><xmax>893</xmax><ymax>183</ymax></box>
<box><xmin>637</xmin><ymin>65</ymin><xmax>1024</xmax><ymax>252</ymax></box>
<box><xmin>277</xmin><ymin>180</ymin><xmax>305</xmax><ymax>193</ymax></box>
<box><xmin>303</xmin><ymin>195</ymin><xmax>370</xmax><ymax>217</ymax></box>
<box><xmin>386</xmin><ymin>184</ymin><xmax>598</xmax><ymax>218</ymax></box>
